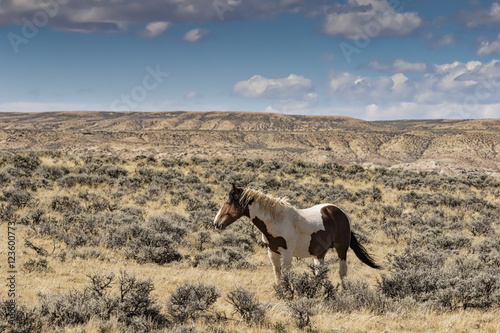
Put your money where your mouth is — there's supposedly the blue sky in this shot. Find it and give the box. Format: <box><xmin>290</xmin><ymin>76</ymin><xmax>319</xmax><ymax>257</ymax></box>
<box><xmin>1</xmin><ymin>0</ymin><xmax>500</xmax><ymax>120</ymax></box>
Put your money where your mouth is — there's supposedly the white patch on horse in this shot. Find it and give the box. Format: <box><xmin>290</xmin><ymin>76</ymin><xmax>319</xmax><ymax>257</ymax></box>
<box><xmin>249</xmin><ymin>202</ymin><xmax>273</xmax><ymax>224</ymax></box>
<box><xmin>313</xmin><ymin>257</ymin><xmax>325</xmax><ymax>266</ymax></box>
<box><xmin>213</xmin><ymin>207</ymin><xmax>223</xmax><ymax>224</ymax></box>
<box><xmin>293</xmin><ymin>204</ymin><xmax>332</xmax><ymax>257</ymax></box>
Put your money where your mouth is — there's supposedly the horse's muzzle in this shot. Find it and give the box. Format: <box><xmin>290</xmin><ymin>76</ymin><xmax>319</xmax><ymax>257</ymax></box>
<box><xmin>214</xmin><ymin>216</ymin><xmax>231</xmax><ymax>231</ymax></box>
<box><xmin>214</xmin><ymin>221</ymin><xmax>226</xmax><ymax>231</ymax></box>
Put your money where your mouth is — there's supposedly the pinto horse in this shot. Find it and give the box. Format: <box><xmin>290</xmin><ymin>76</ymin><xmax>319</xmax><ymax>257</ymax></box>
<box><xmin>214</xmin><ymin>185</ymin><xmax>381</xmax><ymax>281</ymax></box>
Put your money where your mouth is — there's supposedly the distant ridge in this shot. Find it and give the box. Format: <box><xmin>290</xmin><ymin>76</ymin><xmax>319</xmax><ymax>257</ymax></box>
<box><xmin>0</xmin><ymin>111</ymin><xmax>499</xmax><ymax>178</ymax></box>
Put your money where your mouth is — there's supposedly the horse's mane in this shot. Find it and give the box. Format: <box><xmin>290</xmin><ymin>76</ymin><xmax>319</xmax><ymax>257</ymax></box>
<box><xmin>240</xmin><ymin>188</ymin><xmax>296</xmax><ymax>218</ymax></box>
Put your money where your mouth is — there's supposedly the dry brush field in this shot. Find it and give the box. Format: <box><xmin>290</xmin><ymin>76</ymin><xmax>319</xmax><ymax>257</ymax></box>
<box><xmin>1</xmin><ymin>151</ymin><xmax>500</xmax><ymax>332</ymax></box>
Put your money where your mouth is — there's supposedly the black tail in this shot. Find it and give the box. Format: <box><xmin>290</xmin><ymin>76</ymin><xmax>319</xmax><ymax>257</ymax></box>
<box><xmin>350</xmin><ymin>232</ymin><xmax>381</xmax><ymax>269</ymax></box>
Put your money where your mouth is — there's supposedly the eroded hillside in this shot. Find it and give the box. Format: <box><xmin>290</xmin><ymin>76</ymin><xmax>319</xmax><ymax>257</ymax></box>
<box><xmin>0</xmin><ymin>111</ymin><xmax>498</xmax><ymax>178</ymax></box>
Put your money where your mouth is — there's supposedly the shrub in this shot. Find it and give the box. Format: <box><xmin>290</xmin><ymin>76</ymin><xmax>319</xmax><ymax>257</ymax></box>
<box><xmin>86</xmin><ymin>273</ymin><xmax>114</xmax><ymax>297</ymax></box>
<box><xmin>167</xmin><ymin>283</ymin><xmax>220</xmax><ymax>323</ymax></box>
<box><xmin>379</xmin><ymin>246</ymin><xmax>500</xmax><ymax>310</ymax></box>
<box><xmin>23</xmin><ymin>258</ymin><xmax>50</xmax><ymax>273</ymax></box>
<box><xmin>0</xmin><ymin>203</ymin><xmax>15</xmax><ymax>223</ymax></box>
<box><xmin>57</xmin><ymin>175</ymin><xmax>78</xmax><ymax>188</ymax></box>
<box><xmin>118</xmin><ymin>271</ymin><xmax>161</xmax><ymax>320</ymax></box>
<box><xmin>192</xmin><ymin>247</ymin><xmax>254</xmax><ymax>270</ymax></box>
<box><xmin>476</xmin><ymin>238</ymin><xmax>500</xmax><ymax>266</ymax></box>
<box><xmin>379</xmin><ymin>247</ymin><xmax>446</xmax><ymax>302</ymax></box>
<box><xmin>469</xmin><ymin>218</ymin><xmax>495</xmax><ymax>236</ymax></box>
<box><xmin>190</xmin><ymin>209</ymin><xmax>217</xmax><ymax>230</ymax></box>
<box><xmin>38</xmin><ymin>288</ymin><xmax>116</xmax><ymax>326</ymax></box>
<box><xmin>146</xmin><ymin>215</ymin><xmax>187</xmax><ymax>242</ymax></box>
<box><xmin>226</xmin><ymin>287</ymin><xmax>265</xmax><ymax>325</ymax></box>
<box><xmin>86</xmin><ymin>195</ymin><xmax>111</xmax><ymax>213</ymax></box>
<box><xmin>103</xmin><ymin>165</ymin><xmax>128</xmax><ymax>179</ymax></box>
<box><xmin>195</xmin><ymin>231</ymin><xmax>212</xmax><ymax>251</ymax></box>
<box><xmin>38</xmin><ymin>165</ymin><xmax>70</xmax><ymax>180</ymax></box>
<box><xmin>102</xmin><ymin>223</ymin><xmax>143</xmax><ymax>249</ymax></box>
<box><xmin>274</xmin><ymin>265</ymin><xmax>335</xmax><ymax>301</ymax></box>
<box><xmin>381</xmin><ymin>218</ymin><xmax>404</xmax><ymax>243</ymax></box>
<box><xmin>288</xmin><ymin>298</ymin><xmax>316</xmax><ymax>331</ymax></box>
<box><xmin>68</xmin><ymin>247</ymin><xmax>101</xmax><ymax>260</ymax></box>
<box><xmin>18</xmin><ymin>209</ymin><xmax>46</xmax><ymax>226</ymax></box>
<box><xmin>328</xmin><ymin>278</ymin><xmax>392</xmax><ymax>314</ymax></box>
<box><xmin>49</xmin><ymin>195</ymin><xmax>82</xmax><ymax>214</ymax></box>
<box><xmin>382</xmin><ymin>205</ymin><xmax>402</xmax><ymax>218</ymax></box>
<box><xmin>431</xmin><ymin>233</ymin><xmax>471</xmax><ymax>251</ymax></box>
<box><xmin>2</xmin><ymin>189</ymin><xmax>31</xmax><ymax>208</ymax></box>
<box><xmin>12</xmin><ymin>152</ymin><xmax>41</xmax><ymax>173</ymax></box>
<box><xmin>0</xmin><ymin>300</ymin><xmax>41</xmax><ymax>333</ymax></box>
<box><xmin>0</xmin><ymin>170</ymin><xmax>11</xmax><ymax>186</ymax></box>
<box><xmin>13</xmin><ymin>177</ymin><xmax>35</xmax><ymax>191</ymax></box>
<box><xmin>161</xmin><ymin>157</ymin><xmax>184</xmax><ymax>168</ymax></box>
<box><xmin>126</xmin><ymin>232</ymin><xmax>182</xmax><ymax>265</ymax></box>
<box><xmin>216</xmin><ymin>230</ymin><xmax>255</xmax><ymax>252</ymax></box>
<box><xmin>35</xmin><ymin>271</ymin><xmax>165</xmax><ymax>329</ymax></box>
<box><xmin>59</xmin><ymin>214</ymin><xmax>100</xmax><ymax>248</ymax></box>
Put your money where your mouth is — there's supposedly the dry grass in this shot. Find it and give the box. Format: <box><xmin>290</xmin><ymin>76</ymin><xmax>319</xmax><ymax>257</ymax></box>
<box><xmin>1</xmin><ymin>152</ymin><xmax>499</xmax><ymax>332</ymax></box>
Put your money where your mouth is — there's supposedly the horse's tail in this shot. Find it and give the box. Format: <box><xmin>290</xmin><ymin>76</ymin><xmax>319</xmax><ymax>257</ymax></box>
<box><xmin>350</xmin><ymin>232</ymin><xmax>382</xmax><ymax>269</ymax></box>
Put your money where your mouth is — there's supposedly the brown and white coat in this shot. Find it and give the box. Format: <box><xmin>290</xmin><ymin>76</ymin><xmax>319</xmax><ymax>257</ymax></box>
<box><xmin>214</xmin><ymin>185</ymin><xmax>380</xmax><ymax>282</ymax></box>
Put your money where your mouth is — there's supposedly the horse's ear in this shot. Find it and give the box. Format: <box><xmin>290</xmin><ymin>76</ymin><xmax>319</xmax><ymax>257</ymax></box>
<box><xmin>231</xmin><ymin>183</ymin><xmax>242</xmax><ymax>198</ymax></box>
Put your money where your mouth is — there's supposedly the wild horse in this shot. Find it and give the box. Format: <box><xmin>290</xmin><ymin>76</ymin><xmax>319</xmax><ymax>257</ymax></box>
<box><xmin>214</xmin><ymin>185</ymin><xmax>381</xmax><ymax>281</ymax></box>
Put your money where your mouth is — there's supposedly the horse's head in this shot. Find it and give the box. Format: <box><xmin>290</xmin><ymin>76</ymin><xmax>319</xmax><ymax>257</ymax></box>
<box><xmin>214</xmin><ymin>184</ymin><xmax>248</xmax><ymax>230</ymax></box>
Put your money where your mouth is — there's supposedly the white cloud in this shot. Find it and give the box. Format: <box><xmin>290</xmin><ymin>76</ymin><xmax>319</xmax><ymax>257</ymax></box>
<box><xmin>234</xmin><ymin>74</ymin><xmax>316</xmax><ymax>114</ymax></box>
<box><xmin>426</xmin><ymin>33</ymin><xmax>455</xmax><ymax>49</ymax></box>
<box><xmin>0</xmin><ymin>0</ymin><xmax>347</xmax><ymax>33</ymax></box>
<box><xmin>264</xmin><ymin>99</ymin><xmax>313</xmax><ymax>114</ymax></box>
<box><xmin>460</xmin><ymin>2</ymin><xmax>500</xmax><ymax>27</ymax></box>
<box><xmin>264</xmin><ymin>91</ymin><xmax>319</xmax><ymax>114</ymax></box>
<box><xmin>364</xmin><ymin>103</ymin><xmax>379</xmax><ymax>118</ymax></box>
<box><xmin>234</xmin><ymin>74</ymin><xmax>313</xmax><ymax>99</ymax></box>
<box><xmin>367</xmin><ymin>59</ymin><xmax>427</xmax><ymax>72</ymax></box>
<box><xmin>184</xmin><ymin>91</ymin><xmax>201</xmax><ymax>100</ymax></box>
<box><xmin>329</xmin><ymin>71</ymin><xmax>414</xmax><ymax>103</ymax></box>
<box><xmin>477</xmin><ymin>34</ymin><xmax>500</xmax><ymax>55</ymax></box>
<box><xmin>358</xmin><ymin>102</ymin><xmax>500</xmax><ymax>120</ymax></box>
<box><xmin>141</xmin><ymin>21</ymin><xmax>172</xmax><ymax>38</ymax></box>
<box><xmin>0</xmin><ymin>0</ymin><xmax>213</xmax><ymax>31</ymax></box>
<box><xmin>183</xmin><ymin>28</ymin><xmax>209</xmax><ymax>42</ymax></box>
<box><xmin>320</xmin><ymin>0</ymin><xmax>422</xmax><ymax>38</ymax></box>
<box><xmin>393</xmin><ymin>59</ymin><xmax>427</xmax><ymax>72</ymax></box>
<box><xmin>328</xmin><ymin>59</ymin><xmax>500</xmax><ymax>119</ymax></box>
<box><xmin>365</xmin><ymin>61</ymin><xmax>389</xmax><ymax>71</ymax></box>
<box><xmin>0</xmin><ymin>0</ymin><xmax>424</xmax><ymax>39</ymax></box>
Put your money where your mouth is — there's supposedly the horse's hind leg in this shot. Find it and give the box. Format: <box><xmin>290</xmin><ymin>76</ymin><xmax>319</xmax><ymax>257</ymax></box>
<box><xmin>334</xmin><ymin>245</ymin><xmax>348</xmax><ymax>279</ymax></box>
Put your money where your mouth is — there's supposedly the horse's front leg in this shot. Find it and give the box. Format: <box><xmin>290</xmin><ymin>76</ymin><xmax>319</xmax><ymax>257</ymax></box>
<box><xmin>313</xmin><ymin>250</ymin><xmax>327</xmax><ymax>268</ymax></box>
<box><xmin>267</xmin><ymin>249</ymin><xmax>282</xmax><ymax>282</ymax></box>
<box><xmin>281</xmin><ymin>249</ymin><xmax>293</xmax><ymax>275</ymax></box>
